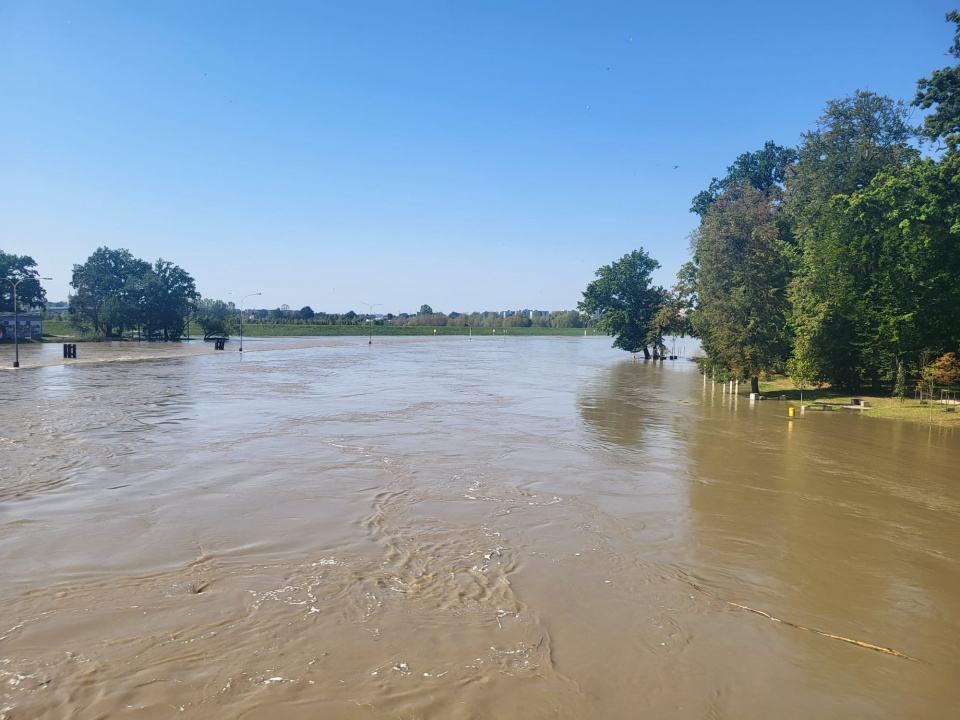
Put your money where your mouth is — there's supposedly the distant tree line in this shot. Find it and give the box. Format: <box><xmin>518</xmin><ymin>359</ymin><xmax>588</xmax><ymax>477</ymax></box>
<box><xmin>46</xmin><ymin>247</ymin><xmax>590</xmax><ymax>340</ymax></box>
<box><xmin>241</xmin><ymin>304</ymin><xmax>591</xmax><ymax>329</ymax></box>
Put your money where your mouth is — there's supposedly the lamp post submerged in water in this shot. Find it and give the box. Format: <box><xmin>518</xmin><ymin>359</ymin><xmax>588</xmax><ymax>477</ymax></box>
<box><xmin>361</xmin><ymin>301</ymin><xmax>382</xmax><ymax>345</ymax></box>
<box><xmin>229</xmin><ymin>292</ymin><xmax>261</xmax><ymax>352</ymax></box>
<box><xmin>3</xmin><ymin>275</ymin><xmax>51</xmax><ymax>368</ymax></box>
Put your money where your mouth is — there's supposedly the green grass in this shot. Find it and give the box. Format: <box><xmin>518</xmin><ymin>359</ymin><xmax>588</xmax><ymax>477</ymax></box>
<box><xmin>40</xmin><ymin>320</ymin><xmax>87</xmax><ymax>340</ymax></box>
<box><xmin>238</xmin><ymin>324</ymin><xmax>595</xmax><ymax>338</ymax></box>
<box><xmin>36</xmin><ymin>319</ymin><xmax>594</xmax><ymax>341</ymax></box>
<box><xmin>757</xmin><ymin>377</ymin><xmax>960</xmax><ymax>428</ymax></box>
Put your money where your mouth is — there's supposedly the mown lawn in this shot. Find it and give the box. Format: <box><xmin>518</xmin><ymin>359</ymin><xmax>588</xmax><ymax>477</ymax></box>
<box><xmin>239</xmin><ymin>324</ymin><xmax>594</xmax><ymax>337</ymax></box>
<box><xmin>757</xmin><ymin>377</ymin><xmax>960</xmax><ymax>428</ymax></box>
<box><xmin>37</xmin><ymin>320</ymin><xmax>595</xmax><ymax>340</ymax></box>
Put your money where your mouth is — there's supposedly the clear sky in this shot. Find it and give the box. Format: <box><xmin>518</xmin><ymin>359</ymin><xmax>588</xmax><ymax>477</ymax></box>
<box><xmin>1</xmin><ymin>1</ymin><xmax>952</xmax><ymax>314</ymax></box>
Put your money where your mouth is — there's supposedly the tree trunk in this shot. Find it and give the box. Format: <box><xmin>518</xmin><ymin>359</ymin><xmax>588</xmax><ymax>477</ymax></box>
<box><xmin>642</xmin><ymin>347</ymin><xmax>651</xmax><ymax>360</ymax></box>
<box><xmin>751</xmin><ymin>376</ymin><xmax>759</xmax><ymax>395</ymax></box>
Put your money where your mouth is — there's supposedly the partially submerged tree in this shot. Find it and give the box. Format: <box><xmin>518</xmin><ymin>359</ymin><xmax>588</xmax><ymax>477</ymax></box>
<box><xmin>70</xmin><ymin>247</ymin><xmax>198</xmax><ymax>339</ymax></box>
<box><xmin>138</xmin><ymin>259</ymin><xmax>198</xmax><ymax>340</ymax></box>
<box><xmin>70</xmin><ymin>247</ymin><xmax>151</xmax><ymax>338</ymax></box>
<box><xmin>579</xmin><ymin>249</ymin><xmax>666</xmax><ymax>358</ymax></box>
<box><xmin>195</xmin><ymin>299</ymin><xmax>237</xmax><ymax>339</ymax></box>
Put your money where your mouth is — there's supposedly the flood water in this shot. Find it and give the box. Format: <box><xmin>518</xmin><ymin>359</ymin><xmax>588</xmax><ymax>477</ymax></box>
<box><xmin>1</xmin><ymin>337</ymin><xmax>958</xmax><ymax>718</ymax></box>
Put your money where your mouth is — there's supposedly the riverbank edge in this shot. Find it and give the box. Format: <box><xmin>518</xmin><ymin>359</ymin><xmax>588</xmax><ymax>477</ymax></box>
<box><xmin>755</xmin><ymin>377</ymin><xmax>960</xmax><ymax>428</ymax></box>
<box><xmin>33</xmin><ymin>322</ymin><xmax>597</xmax><ymax>341</ymax></box>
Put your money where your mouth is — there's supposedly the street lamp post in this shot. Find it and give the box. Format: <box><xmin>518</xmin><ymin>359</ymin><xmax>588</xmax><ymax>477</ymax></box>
<box><xmin>3</xmin><ymin>276</ymin><xmax>51</xmax><ymax>368</ymax></box>
<box><xmin>361</xmin><ymin>301</ymin><xmax>382</xmax><ymax>345</ymax></box>
<box><xmin>229</xmin><ymin>292</ymin><xmax>261</xmax><ymax>352</ymax></box>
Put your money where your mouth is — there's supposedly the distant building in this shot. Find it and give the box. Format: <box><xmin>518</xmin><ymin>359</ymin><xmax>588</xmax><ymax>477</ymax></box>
<box><xmin>0</xmin><ymin>313</ymin><xmax>42</xmax><ymax>340</ymax></box>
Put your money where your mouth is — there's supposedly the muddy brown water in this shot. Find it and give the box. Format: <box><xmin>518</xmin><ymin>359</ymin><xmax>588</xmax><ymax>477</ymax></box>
<box><xmin>1</xmin><ymin>337</ymin><xmax>958</xmax><ymax>718</ymax></box>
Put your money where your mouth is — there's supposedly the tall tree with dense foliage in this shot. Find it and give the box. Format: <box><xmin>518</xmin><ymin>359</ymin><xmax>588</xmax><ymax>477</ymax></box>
<box><xmin>914</xmin><ymin>11</ymin><xmax>960</xmax><ymax>150</ymax></box>
<box><xmin>138</xmin><ymin>259</ymin><xmax>199</xmax><ymax>340</ymax></box>
<box><xmin>786</xmin><ymin>91</ymin><xmax>920</xmax><ymax>389</ymax></box>
<box><xmin>70</xmin><ymin>247</ymin><xmax>198</xmax><ymax>339</ymax></box>
<box><xmin>70</xmin><ymin>247</ymin><xmax>151</xmax><ymax>338</ymax></box>
<box><xmin>690</xmin><ymin>141</ymin><xmax>797</xmax><ymax>218</ymax></box>
<box><xmin>828</xmin><ymin>148</ymin><xmax>960</xmax><ymax>386</ymax></box>
<box><xmin>689</xmin><ymin>185</ymin><xmax>792</xmax><ymax>394</ymax></box>
<box><xmin>0</xmin><ymin>250</ymin><xmax>47</xmax><ymax>312</ymax></box>
<box><xmin>578</xmin><ymin>249</ymin><xmax>666</xmax><ymax>358</ymax></box>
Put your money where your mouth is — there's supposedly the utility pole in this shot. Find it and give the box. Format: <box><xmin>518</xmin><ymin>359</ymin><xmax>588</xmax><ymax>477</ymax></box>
<box><xmin>3</xmin><ymin>275</ymin><xmax>51</xmax><ymax>368</ymax></box>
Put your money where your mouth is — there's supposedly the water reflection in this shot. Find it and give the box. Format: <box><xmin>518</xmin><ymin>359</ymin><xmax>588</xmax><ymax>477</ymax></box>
<box><xmin>685</xmin><ymin>383</ymin><xmax>960</xmax><ymax>711</ymax></box>
<box><xmin>577</xmin><ymin>359</ymin><xmax>700</xmax><ymax>454</ymax></box>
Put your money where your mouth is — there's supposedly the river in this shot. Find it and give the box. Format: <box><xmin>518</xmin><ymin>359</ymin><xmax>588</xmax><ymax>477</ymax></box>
<box><xmin>1</xmin><ymin>336</ymin><xmax>958</xmax><ymax>718</ymax></box>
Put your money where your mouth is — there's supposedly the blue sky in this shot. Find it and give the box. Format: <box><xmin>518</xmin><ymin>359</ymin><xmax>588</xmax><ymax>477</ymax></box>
<box><xmin>0</xmin><ymin>1</ymin><xmax>952</xmax><ymax>313</ymax></box>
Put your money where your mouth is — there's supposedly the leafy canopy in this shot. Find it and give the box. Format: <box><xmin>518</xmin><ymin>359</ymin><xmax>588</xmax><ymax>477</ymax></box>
<box><xmin>578</xmin><ymin>249</ymin><xmax>665</xmax><ymax>355</ymax></box>
<box><xmin>690</xmin><ymin>141</ymin><xmax>797</xmax><ymax>218</ymax></box>
<box><xmin>0</xmin><ymin>250</ymin><xmax>47</xmax><ymax>312</ymax></box>
<box><xmin>690</xmin><ymin>185</ymin><xmax>791</xmax><ymax>384</ymax></box>
<box><xmin>914</xmin><ymin>11</ymin><xmax>960</xmax><ymax>150</ymax></box>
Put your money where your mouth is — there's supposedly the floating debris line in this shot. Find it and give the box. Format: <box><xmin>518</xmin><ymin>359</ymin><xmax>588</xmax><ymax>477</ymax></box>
<box><xmin>690</xmin><ymin>583</ymin><xmax>922</xmax><ymax>662</ymax></box>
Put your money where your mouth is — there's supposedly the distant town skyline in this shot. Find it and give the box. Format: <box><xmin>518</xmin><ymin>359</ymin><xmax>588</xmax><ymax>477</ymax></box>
<box><xmin>2</xmin><ymin>1</ymin><xmax>950</xmax><ymax>313</ymax></box>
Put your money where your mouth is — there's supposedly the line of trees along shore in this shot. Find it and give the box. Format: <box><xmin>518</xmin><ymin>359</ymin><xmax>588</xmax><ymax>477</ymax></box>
<box><xmin>241</xmin><ymin>305</ymin><xmax>589</xmax><ymax>330</ymax></box>
<box><xmin>42</xmin><ymin>250</ymin><xmax>592</xmax><ymax>340</ymax></box>
<box><xmin>593</xmin><ymin>13</ymin><xmax>960</xmax><ymax>395</ymax></box>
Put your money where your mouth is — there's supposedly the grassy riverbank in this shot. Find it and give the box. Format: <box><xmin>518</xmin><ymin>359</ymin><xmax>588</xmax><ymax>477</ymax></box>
<box><xmin>239</xmin><ymin>324</ymin><xmax>595</xmax><ymax>338</ymax></box>
<box><xmin>37</xmin><ymin>320</ymin><xmax>83</xmax><ymax>340</ymax></box>
<box><xmin>757</xmin><ymin>377</ymin><xmax>960</xmax><ymax>428</ymax></box>
<box><xmin>38</xmin><ymin>320</ymin><xmax>596</xmax><ymax>340</ymax></box>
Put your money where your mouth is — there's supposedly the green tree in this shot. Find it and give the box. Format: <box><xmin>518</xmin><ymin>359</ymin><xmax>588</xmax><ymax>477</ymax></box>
<box><xmin>419</xmin><ymin>304</ymin><xmax>434</xmax><ymax>315</ymax></box>
<box><xmin>0</xmin><ymin>250</ymin><xmax>47</xmax><ymax>312</ymax></box>
<box><xmin>786</xmin><ymin>91</ymin><xmax>920</xmax><ymax>389</ymax></box>
<box><xmin>503</xmin><ymin>312</ymin><xmax>531</xmax><ymax>328</ymax></box>
<box><xmin>914</xmin><ymin>11</ymin><xmax>960</xmax><ymax>150</ymax></box>
<box><xmin>691</xmin><ymin>140</ymin><xmax>797</xmax><ymax>218</ymax></box>
<box><xmin>690</xmin><ymin>185</ymin><xmax>791</xmax><ymax>394</ymax></box>
<box><xmin>786</xmin><ymin>335</ymin><xmax>819</xmax><ymax>405</ymax></box>
<box><xmin>578</xmin><ymin>249</ymin><xmax>665</xmax><ymax>358</ymax></box>
<box><xmin>70</xmin><ymin>247</ymin><xmax>151</xmax><ymax>338</ymax></box>
<box><xmin>300</xmin><ymin>305</ymin><xmax>315</xmax><ymax>320</ymax></box>
<box><xmin>651</xmin><ymin>267</ymin><xmax>696</xmax><ymax>351</ymax></box>
<box><xmin>195</xmin><ymin>299</ymin><xmax>237</xmax><ymax>339</ymax></box>
<box><xmin>138</xmin><ymin>259</ymin><xmax>198</xmax><ymax>340</ymax></box>
<box><xmin>824</xmin><ymin>154</ymin><xmax>960</xmax><ymax>388</ymax></box>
